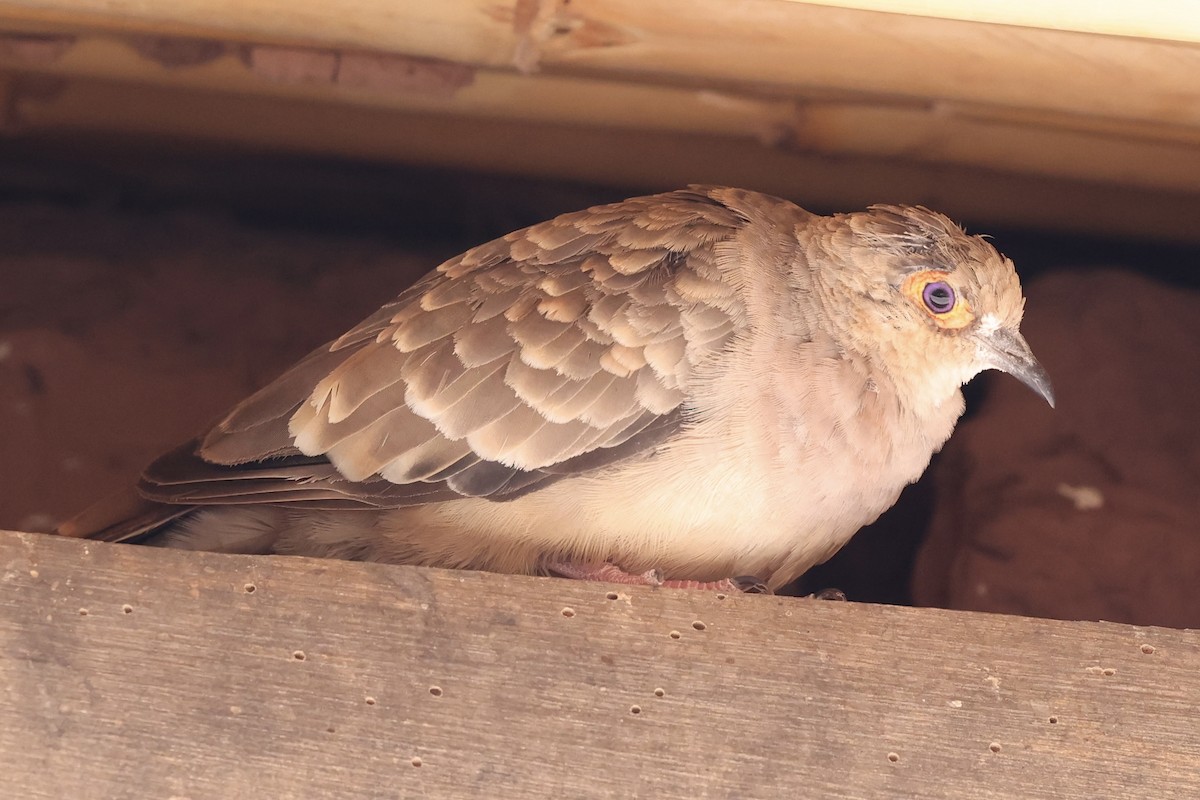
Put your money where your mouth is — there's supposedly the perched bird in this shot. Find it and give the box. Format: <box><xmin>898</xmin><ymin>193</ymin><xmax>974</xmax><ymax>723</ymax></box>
<box><xmin>57</xmin><ymin>186</ymin><xmax>1053</xmax><ymax>592</ymax></box>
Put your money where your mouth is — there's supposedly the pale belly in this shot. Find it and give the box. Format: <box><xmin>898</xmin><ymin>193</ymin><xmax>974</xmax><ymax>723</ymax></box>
<box><xmin>360</xmin><ymin>408</ymin><xmax>951</xmax><ymax>590</ymax></box>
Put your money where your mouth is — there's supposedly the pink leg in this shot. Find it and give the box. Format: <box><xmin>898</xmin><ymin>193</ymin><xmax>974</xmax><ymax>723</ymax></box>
<box><xmin>547</xmin><ymin>561</ymin><xmax>665</xmax><ymax>586</ymax></box>
<box><xmin>545</xmin><ymin>561</ymin><xmax>769</xmax><ymax>593</ymax></box>
<box><xmin>659</xmin><ymin>577</ymin><xmax>752</xmax><ymax>591</ymax></box>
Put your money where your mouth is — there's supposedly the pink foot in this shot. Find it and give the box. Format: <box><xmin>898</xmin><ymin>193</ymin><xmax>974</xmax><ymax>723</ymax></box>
<box><xmin>547</xmin><ymin>561</ymin><xmax>664</xmax><ymax>585</ymax></box>
<box><xmin>545</xmin><ymin>561</ymin><xmax>770</xmax><ymax>594</ymax></box>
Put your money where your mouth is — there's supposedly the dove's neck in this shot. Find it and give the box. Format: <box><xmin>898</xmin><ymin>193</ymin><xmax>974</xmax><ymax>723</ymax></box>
<box><xmin>804</xmin><ymin>281</ymin><xmax>972</xmax><ymax>427</ymax></box>
<box><xmin>868</xmin><ymin>336</ymin><xmax>974</xmax><ymax>418</ymax></box>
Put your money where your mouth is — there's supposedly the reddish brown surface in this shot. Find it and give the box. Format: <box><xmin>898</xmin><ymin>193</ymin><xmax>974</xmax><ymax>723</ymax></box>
<box><xmin>0</xmin><ymin>202</ymin><xmax>431</xmax><ymax>533</ymax></box>
<box><xmin>914</xmin><ymin>270</ymin><xmax>1200</xmax><ymax>628</ymax></box>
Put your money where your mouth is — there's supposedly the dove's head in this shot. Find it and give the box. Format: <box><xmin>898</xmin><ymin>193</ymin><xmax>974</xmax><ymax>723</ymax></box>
<box><xmin>818</xmin><ymin>205</ymin><xmax>1053</xmax><ymax>410</ymax></box>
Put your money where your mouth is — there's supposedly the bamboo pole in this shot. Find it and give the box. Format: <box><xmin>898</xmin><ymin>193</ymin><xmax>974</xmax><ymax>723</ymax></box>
<box><xmin>0</xmin><ymin>33</ymin><xmax>799</xmax><ymax>140</ymax></box>
<box><xmin>9</xmin><ymin>73</ymin><xmax>1200</xmax><ymax>244</ymax></box>
<box><xmin>0</xmin><ymin>0</ymin><xmax>1199</xmax><ymax>129</ymax></box>
<box><xmin>789</xmin><ymin>0</ymin><xmax>1200</xmax><ymax>44</ymax></box>
<box><xmin>3</xmin><ymin>31</ymin><xmax>1200</xmax><ymax>194</ymax></box>
<box><xmin>1</xmin><ymin>1</ymin><xmax>1199</xmax><ymax>240</ymax></box>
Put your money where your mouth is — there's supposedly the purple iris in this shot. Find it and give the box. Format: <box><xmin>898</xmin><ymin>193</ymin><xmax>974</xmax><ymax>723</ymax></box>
<box><xmin>922</xmin><ymin>281</ymin><xmax>955</xmax><ymax>314</ymax></box>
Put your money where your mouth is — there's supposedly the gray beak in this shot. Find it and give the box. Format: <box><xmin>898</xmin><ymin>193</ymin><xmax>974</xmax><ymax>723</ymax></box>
<box><xmin>978</xmin><ymin>327</ymin><xmax>1055</xmax><ymax>408</ymax></box>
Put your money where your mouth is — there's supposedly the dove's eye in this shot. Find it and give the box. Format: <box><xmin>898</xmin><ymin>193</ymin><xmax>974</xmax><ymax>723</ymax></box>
<box><xmin>901</xmin><ymin>269</ymin><xmax>973</xmax><ymax>330</ymax></box>
<box><xmin>921</xmin><ymin>281</ymin><xmax>956</xmax><ymax>314</ymax></box>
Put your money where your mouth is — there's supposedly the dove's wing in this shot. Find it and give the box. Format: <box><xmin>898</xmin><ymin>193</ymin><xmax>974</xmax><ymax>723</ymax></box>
<box><xmin>136</xmin><ymin>187</ymin><xmax>751</xmax><ymax>510</ymax></box>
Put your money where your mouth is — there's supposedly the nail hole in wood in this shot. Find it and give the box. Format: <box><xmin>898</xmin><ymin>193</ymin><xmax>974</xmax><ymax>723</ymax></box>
<box><xmin>654</xmin><ymin>688</ymin><xmax>665</xmax><ymax>698</ymax></box>
<box><xmin>429</xmin><ymin>686</ymin><xmax>443</xmax><ymax>697</ymax></box>
<box><xmin>78</xmin><ymin>608</ymin><xmax>88</xmax><ymax>616</ymax></box>
<box><xmin>1049</xmin><ymin>716</ymin><xmax>1059</xmax><ymax>724</ymax></box>
<box><xmin>692</xmin><ymin>621</ymin><xmax>706</xmax><ymax>631</ymax></box>
<box><xmin>122</xmin><ymin>604</ymin><xmax>133</xmax><ymax>614</ymax></box>
<box><xmin>365</xmin><ymin>697</ymin><xmax>376</xmax><ymax>706</ymax></box>
<box><xmin>989</xmin><ymin>742</ymin><xmax>1001</xmax><ymax>753</ymax></box>
<box><xmin>715</xmin><ymin>593</ymin><xmax>727</xmax><ymax>600</ymax></box>
<box><xmin>1102</xmin><ymin>668</ymin><xmax>1115</xmax><ymax>676</ymax></box>
<box><xmin>668</xmin><ymin>630</ymin><xmax>681</xmax><ymax>639</ymax></box>
<box><xmin>1140</xmin><ymin>644</ymin><xmax>1155</xmax><ymax>654</ymax></box>
<box><xmin>411</xmin><ymin>757</ymin><xmax>422</xmax><ymax>767</ymax></box>
<box><xmin>292</xmin><ymin>650</ymin><xmax>306</xmax><ymax>661</ymax></box>
<box><xmin>605</xmin><ymin>592</ymin><xmax>619</xmax><ymax>601</ymax></box>
<box><xmin>561</xmin><ymin>607</ymin><xmax>576</xmax><ymax>618</ymax></box>
<box><xmin>244</xmin><ymin>583</ymin><xmax>256</xmax><ymax>594</ymax></box>
<box><xmin>629</xmin><ymin>705</ymin><xmax>642</xmax><ymax>715</ymax></box>
<box><xmin>887</xmin><ymin>752</ymin><xmax>899</xmax><ymax>763</ymax></box>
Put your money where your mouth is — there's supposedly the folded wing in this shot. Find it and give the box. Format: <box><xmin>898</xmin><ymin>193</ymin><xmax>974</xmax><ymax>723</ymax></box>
<box><xmin>141</xmin><ymin>187</ymin><xmax>751</xmax><ymax>508</ymax></box>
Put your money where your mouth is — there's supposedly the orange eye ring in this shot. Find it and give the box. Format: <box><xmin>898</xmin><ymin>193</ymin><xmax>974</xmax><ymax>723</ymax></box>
<box><xmin>901</xmin><ymin>270</ymin><xmax>974</xmax><ymax>330</ymax></box>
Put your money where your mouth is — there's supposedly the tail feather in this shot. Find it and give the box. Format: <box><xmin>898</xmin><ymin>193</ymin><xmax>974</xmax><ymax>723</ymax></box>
<box><xmin>54</xmin><ymin>487</ymin><xmax>194</xmax><ymax>543</ymax></box>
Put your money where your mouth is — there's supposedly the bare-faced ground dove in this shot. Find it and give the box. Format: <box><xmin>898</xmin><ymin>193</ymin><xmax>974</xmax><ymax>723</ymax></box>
<box><xmin>56</xmin><ymin>186</ymin><xmax>1053</xmax><ymax>592</ymax></box>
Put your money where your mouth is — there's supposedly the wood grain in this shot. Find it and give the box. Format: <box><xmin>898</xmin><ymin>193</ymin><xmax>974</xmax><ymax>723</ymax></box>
<box><xmin>9</xmin><ymin>73</ymin><xmax>1200</xmax><ymax>245</ymax></box>
<box><xmin>2</xmin><ymin>530</ymin><xmax>1197</xmax><ymax>798</ymax></box>
<box><xmin>2</xmin><ymin>0</ymin><xmax>1199</xmax><ymax>127</ymax></box>
<box><xmin>4</xmin><ymin>33</ymin><xmax>1200</xmax><ymax>195</ymax></box>
<box><xmin>2</xmin><ymin>2</ymin><xmax>1200</xmax><ymax>240</ymax></box>
<box><xmin>790</xmin><ymin>0</ymin><xmax>1200</xmax><ymax>44</ymax></box>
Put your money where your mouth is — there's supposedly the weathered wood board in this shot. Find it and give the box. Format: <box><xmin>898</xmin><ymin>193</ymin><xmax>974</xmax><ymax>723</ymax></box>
<box><xmin>2</xmin><ymin>530</ymin><xmax>1197</xmax><ymax>798</ymax></box>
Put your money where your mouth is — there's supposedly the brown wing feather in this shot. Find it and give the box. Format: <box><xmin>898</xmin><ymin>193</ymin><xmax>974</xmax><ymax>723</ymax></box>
<box><xmin>133</xmin><ymin>187</ymin><xmax>750</xmax><ymax>510</ymax></box>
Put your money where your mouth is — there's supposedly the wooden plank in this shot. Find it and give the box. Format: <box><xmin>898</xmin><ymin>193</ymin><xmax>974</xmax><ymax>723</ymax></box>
<box><xmin>2</xmin><ymin>530</ymin><xmax>1198</xmax><ymax>798</ymax></box>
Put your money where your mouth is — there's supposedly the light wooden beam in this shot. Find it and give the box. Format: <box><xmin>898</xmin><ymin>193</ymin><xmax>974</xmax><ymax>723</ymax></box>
<box><xmin>1</xmin><ymin>2</ymin><xmax>1199</xmax><ymax>242</ymax></box>
<box><xmin>790</xmin><ymin>0</ymin><xmax>1200</xmax><ymax>44</ymax></box>
<box><xmin>0</xmin><ymin>32</ymin><xmax>799</xmax><ymax>140</ymax></box>
<box><xmin>3</xmin><ymin>31</ymin><xmax>1200</xmax><ymax>196</ymax></box>
<box><xmin>1</xmin><ymin>0</ymin><xmax>1199</xmax><ymax>129</ymax></box>
<box><xmin>7</xmin><ymin>73</ymin><xmax>1200</xmax><ymax>243</ymax></box>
